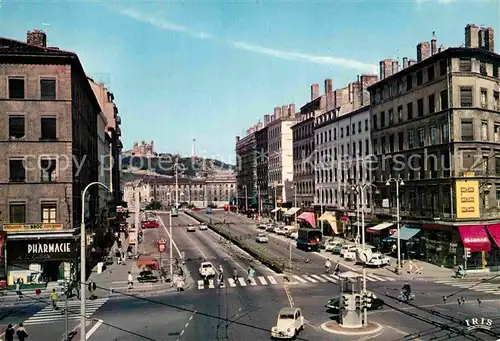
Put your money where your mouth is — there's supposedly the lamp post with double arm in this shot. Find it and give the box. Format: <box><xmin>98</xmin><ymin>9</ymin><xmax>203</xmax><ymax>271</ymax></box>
<box><xmin>386</xmin><ymin>177</ymin><xmax>404</xmax><ymax>274</ymax></box>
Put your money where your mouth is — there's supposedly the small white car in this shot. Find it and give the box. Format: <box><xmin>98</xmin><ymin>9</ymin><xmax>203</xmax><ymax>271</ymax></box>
<box><xmin>325</xmin><ymin>240</ymin><xmax>342</xmax><ymax>252</ymax></box>
<box><xmin>187</xmin><ymin>224</ymin><xmax>196</xmax><ymax>232</ymax></box>
<box><xmin>258</xmin><ymin>224</ymin><xmax>267</xmax><ymax>230</ymax></box>
<box><xmin>366</xmin><ymin>253</ymin><xmax>391</xmax><ymax>267</ymax></box>
<box><xmin>199</xmin><ymin>262</ymin><xmax>216</xmax><ymax>277</ymax></box>
<box><xmin>289</xmin><ymin>231</ymin><xmax>298</xmax><ymax>240</ymax></box>
<box><xmin>256</xmin><ymin>233</ymin><xmax>269</xmax><ymax>243</ymax></box>
<box><xmin>271</xmin><ymin>307</ymin><xmax>304</xmax><ymax>339</ymax></box>
<box><xmin>344</xmin><ymin>251</ymin><xmax>356</xmax><ymax>261</ymax></box>
<box><xmin>199</xmin><ymin>224</ymin><xmax>208</xmax><ymax>230</ymax></box>
<box><xmin>340</xmin><ymin>245</ymin><xmax>357</xmax><ymax>257</ymax></box>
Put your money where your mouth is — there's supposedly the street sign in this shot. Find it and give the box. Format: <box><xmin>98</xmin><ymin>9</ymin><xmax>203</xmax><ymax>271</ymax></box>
<box><xmin>158</xmin><ymin>239</ymin><xmax>166</xmax><ymax>253</ymax></box>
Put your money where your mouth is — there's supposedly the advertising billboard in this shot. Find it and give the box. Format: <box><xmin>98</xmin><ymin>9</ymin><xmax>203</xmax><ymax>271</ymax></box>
<box><xmin>456</xmin><ymin>180</ymin><xmax>480</xmax><ymax>219</ymax></box>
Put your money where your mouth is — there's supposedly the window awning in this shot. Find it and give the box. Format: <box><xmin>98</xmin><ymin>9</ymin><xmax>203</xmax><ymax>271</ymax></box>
<box><xmin>368</xmin><ymin>222</ymin><xmax>394</xmax><ymax>233</ymax></box>
<box><xmin>486</xmin><ymin>224</ymin><xmax>500</xmax><ymax>248</ymax></box>
<box><xmin>459</xmin><ymin>225</ymin><xmax>491</xmax><ymax>252</ymax></box>
<box><xmin>297</xmin><ymin>212</ymin><xmax>316</xmax><ymax>228</ymax></box>
<box><xmin>271</xmin><ymin>207</ymin><xmax>280</xmax><ymax>213</ymax></box>
<box><xmin>284</xmin><ymin>207</ymin><xmax>301</xmax><ymax>217</ymax></box>
<box><xmin>387</xmin><ymin>225</ymin><xmax>420</xmax><ymax>241</ymax></box>
<box><xmin>318</xmin><ymin>212</ymin><xmax>338</xmax><ymax>234</ymax></box>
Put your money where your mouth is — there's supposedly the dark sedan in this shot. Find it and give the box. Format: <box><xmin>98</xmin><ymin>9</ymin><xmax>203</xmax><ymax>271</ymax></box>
<box><xmin>325</xmin><ymin>294</ymin><xmax>384</xmax><ymax>311</ymax></box>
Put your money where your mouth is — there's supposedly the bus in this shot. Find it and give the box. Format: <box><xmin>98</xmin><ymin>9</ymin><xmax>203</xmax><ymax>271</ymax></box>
<box><xmin>296</xmin><ymin>228</ymin><xmax>323</xmax><ymax>251</ymax></box>
<box><xmin>171</xmin><ymin>208</ymin><xmax>179</xmax><ymax>217</ymax></box>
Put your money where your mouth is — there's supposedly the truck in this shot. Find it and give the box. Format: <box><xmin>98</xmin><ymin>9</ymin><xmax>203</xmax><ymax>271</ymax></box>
<box><xmin>296</xmin><ymin>228</ymin><xmax>322</xmax><ymax>251</ymax></box>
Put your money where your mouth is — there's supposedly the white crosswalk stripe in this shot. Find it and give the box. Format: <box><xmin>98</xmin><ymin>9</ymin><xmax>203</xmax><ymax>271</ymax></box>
<box><xmin>195</xmin><ymin>272</ymin><xmax>395</xmax><ymax>290</ymax></box>
<box><xmin>23</xmin><ymin>298</ymin><xmax>108</xmax><ymax>325</ymax></box>
<box><xmin>435</xmin><ymin>280</ymin><xmax>500</xmax><ymax>295</ymax></box>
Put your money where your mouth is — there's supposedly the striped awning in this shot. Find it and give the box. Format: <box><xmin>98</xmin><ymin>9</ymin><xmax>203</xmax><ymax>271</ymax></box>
<box><xmin>318</xmin><ymin>212</ymin><xmax>338</xmax><ymax>234</ymax></box>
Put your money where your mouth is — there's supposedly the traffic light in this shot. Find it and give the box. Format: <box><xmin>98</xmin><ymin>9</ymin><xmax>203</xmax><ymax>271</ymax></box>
<box><xmin>363</xmin><ymin>293</ymin><xmax>373</xmax><ymax>308</ymax></box>
<box><xmin>341</xmin><ymin>294</ymin><xmax>350</xmax><ymax>310</ymax></box>
<box><xmin>465</xmin><ymin>248</ymin><xmax>471</xmax><ymax>259</ymax></box>
<box><xmin>354</xmin><ymin>294</ymin><xmax>361</xmax><ymax>311</ymax></box>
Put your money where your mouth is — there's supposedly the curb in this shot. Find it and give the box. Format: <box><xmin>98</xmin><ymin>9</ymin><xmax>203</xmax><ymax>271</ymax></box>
<box><xmin>320</xmin><ymin>321</ymin><xmax>383</xmax><ymax>336</ymax></box>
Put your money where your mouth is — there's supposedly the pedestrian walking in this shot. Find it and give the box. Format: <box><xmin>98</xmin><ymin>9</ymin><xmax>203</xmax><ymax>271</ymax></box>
<box><xmin>16</xmin><ymin>323</ymin><xmax>28</xmax><ymax>341</ymax></box>
<box><xmin>4</xmin><ymin>324</ymin><xmax>14</xmax><ymax>341</ymax></box>
<box><xmin>232</xmin><ymin>268</ymin><xmax>238</xmax><ymax>281</ymax></box>
<box><xmin>50</xmin><ymin>289</ymin><xmax>58</xmax><ymax>309</ymax></box>
<box><xmin>15</xmin><ymin>281</ymin><xmax>22</xmax><ymax>301</ymax></box>
<box><xmin>88</xmin><ymin>280</ymin><xmax>97</xmax><ymax>299</ymax></box>
<box><xmin>127</xmin><ymin>271</ymin><xmax>134</xmax><ymax>289</ymax></box>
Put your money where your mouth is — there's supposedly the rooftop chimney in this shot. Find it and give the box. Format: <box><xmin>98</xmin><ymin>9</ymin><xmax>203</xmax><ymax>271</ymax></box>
<box><xmin>236</xmin><ymin>136</ymin><xmax>240</xmax><ymax>143</ymax></box>
<box><xmin>325</xmin><ymin>79</ymin><xmax>333</xmax><ymax>94</ymax></box>
<box><xmin>274</xmin><ymin>107</ymin><xmax>282</xmax><ymax>119</ymax></box>
<box><xmin>264</xmin><ymin>114</ymin><xmax>271</xmax><ymax>126</ymax></box>
<box><xmin>311</xmin><ymin>84</ymin><xmax>320</xmax><ymax>101</ymax></box>
<box><xmin>403</xmin><ymin>57</ymin><xmax>409</xmax><ymax>69</ymax></box>
<box><xmin>360</xmin><ymin>74</ymin><xmax>378</xmax><ymax>106</ymax></box>
<box><xmin>431</xmin><ymin>31</ymin><xmax>437</xmax><ymax>55</ymax></box>
<box><xmin>438</xmin><ymin>45</ymin><xmax>445</xmax><ymax>53</ymax></box>
<box><xmin>27</xmin><ymin>29</ymin><xmax>47</xmax><ymax>47</ymax></box>
<box><xmin>288</xmin><ymin>104</ymin><xmax>296</xmax><ymax>117</ymax></box>
<box><xmin>379</xmin><ymin>59</ymin><xmax>396</xmax><ymax>79</ymax></box>
<box><xmin>479</xmin><ymin>27</ymin><xmax>495</xmax><ymax>52</ymax></box>
<box><xmin>391</xmin><ymin>60</ymin><xmax>399</xmax><ymax>74</ymax></box>
<box><xmin>416</xmin><ymin>41</ymin><xmax>431</xmax><ymax>62</ymax></box>
<box><xmin>465</xmin><ymin>24</ymin><xmax>479</xmax><ymax>48</ymax></box>
<box><xmin>408</xmin><ymin>59</ymin><xmax>417</xmax><ymax>66</ymax></box>
<box><xmin>281</xmin><ymin>105</ymin><xmax>288</xmax><ymax>118</ymax></box>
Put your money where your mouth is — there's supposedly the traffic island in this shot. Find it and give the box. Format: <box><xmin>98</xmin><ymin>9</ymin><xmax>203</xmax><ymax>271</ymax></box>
<box><xmin>320</xmin><ymin>321</ymin><xmax>383</xmax><ymax>336</ymax></box>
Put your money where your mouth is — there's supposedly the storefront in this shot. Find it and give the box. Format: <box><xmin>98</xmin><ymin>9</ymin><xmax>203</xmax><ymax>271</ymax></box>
<box><xmin>283</xmin><ymin>207</ymin><xmax>301</xmax><ymax>226</ymax></box>
<box><xmin>5</xmin><ymin>233</ymin><xmax>78</xmax><ymax>287</ymax></box>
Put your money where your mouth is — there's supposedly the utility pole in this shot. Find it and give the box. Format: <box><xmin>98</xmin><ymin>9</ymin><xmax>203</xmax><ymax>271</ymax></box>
<box><xmin>257</xmin><ymin>186</ymin><xmax>261</xmax><ymax>220</ymax></box>
<box><xmin>134</xmin><ymin>186</ymin><xmax>140</xmax><ymax>256</ymax></box>
<box><xmin>169</xmin><ymin>211</ymin><xmax>173</xmax><ymax>283</ymax></box>
<box><xmin>244</xmin><ymin>185</ymin><xmax>248</xmax><ymax>212</ymax></box>
<box><xmin>64</xmin><ymin>283</ymin><xmax>68</xmax><ymax>341</ymax></box>
<box><xmin>175</xmin><ymin>162</ymin><xmax>179</xmax><ymax>209</ymax></box>
<box><xmin>360</xmin><ymin>187</ymin><xmax>367</xmax><ymax>326</ymax></box>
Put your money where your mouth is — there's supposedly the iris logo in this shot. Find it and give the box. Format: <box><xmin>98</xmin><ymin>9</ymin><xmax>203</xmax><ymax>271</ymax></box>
<box><xmin>464</xmin><ymin>317</ymin><xmax>493</xmax><ymax>330</ymax></box>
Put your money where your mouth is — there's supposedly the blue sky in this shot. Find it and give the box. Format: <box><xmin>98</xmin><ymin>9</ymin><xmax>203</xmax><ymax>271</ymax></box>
<box><xmin>0</xmin><ymin>0</ymin><xmax>498</xmax><ymax>163</ymax></box>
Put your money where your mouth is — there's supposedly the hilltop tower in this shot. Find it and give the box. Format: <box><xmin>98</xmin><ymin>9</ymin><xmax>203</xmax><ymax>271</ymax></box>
<box><xmin>192</xmin><ymin>138</ymin><xmax>197</xmax><ymax>157</ymax></box>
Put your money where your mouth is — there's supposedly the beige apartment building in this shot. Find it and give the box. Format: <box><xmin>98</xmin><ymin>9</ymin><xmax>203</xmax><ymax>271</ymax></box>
<box><xmin>370</xmin><ymin>24</ymin><xmax>500</xmax><ymax>270</ymax></box>
<box><xmin>0</xmin><ymin>30</ymin><xmax>104</xmax><ymax>284</ymax></box>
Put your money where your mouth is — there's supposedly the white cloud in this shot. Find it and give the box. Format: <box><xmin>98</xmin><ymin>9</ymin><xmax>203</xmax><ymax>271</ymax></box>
<box><xmin>116</xmin><ymin>8</ymin><xmax>376</xmax><ymax>72</ymax></box>
<box><xmin>118</xmin><ymin>8</ymin><xmax>213</xmax><ymax>40</ymax></box>
<box><xmin>232</xmin><ymin>41</ymin><xmax>377</xmax><ymax>72</ymax></box>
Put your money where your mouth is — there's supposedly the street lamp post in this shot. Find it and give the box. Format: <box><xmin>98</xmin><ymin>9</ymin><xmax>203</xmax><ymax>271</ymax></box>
<box><xmin>386</xmin><ymin>178</ymin><xmax>404</xmax><ymax>274</ymax></box>
<box><xmin>80</xmin><ymin>182</ymin><xmax>110</xmax><ymax>341</ymax></box>
<box><xmin>292</xmin><ymin>185</ymin><xmax>297</xmax><ymax>227</ymax></box>
<box><xmin>273</xmin><ymin>185</ymin><xmax>278</xmax><ymax>221</ymax></box>
<box><xmin>243</xmin><ymin>185</ymin><xmax>248</xmax><ymax>212</ymax></box>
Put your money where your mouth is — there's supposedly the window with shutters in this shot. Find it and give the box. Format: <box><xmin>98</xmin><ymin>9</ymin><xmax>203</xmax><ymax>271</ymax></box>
<box><xmin>461</xmin><ymin>150</ymin><xmax>476</xmax><ymax>170</ymax></box>
<box><xmin>388</xmin><ymin>109</ymin><xmax>394</xmax><ymax>125</ymax></box>
<box><xmin>441</xmin><ymin>120</ymin><xmax>449</xmax><ymax>142</ymax></box>
<box><xmin>461</xmin><ymin>120</ymin><xmax>474</xmax><ymax>141</ymax></box>
<box><xmin>481</xmin><ymin>88</ymin><xmax>488</xmax><ymax>108</ymax></box>
<box><xmin>372</xmin><ymin>115</ymin><xmax>377</xmax><ymax>129</ymax></box>
<box><xmin>40</xmin><ymin>158</ymin><xmax>57</xmax><ymax>182</ymax></box>
<box><xmin>358</xmin><ymin>121</ymin><xmax>361</xmax><ymax>133</ymax></box>
<box><xmin>430</xmin><ymin>125</ymin><xmax>437</xmax><ymax>145</ymax></box>
<box><xmin>494</xmin><ymin>65</ymin><xmax>499</xmax><ymax>78</ymax></box>
<box><xmin>440</xmin><ymin>90</ymin><xmax>448</xmax><ymax>110</ymax></box>
<box><xmin>398</xmin><ymin>132</ymin><xmax>404</xmax><ymax>151</ymax></box>
<box><xmin>428</xmin><ymin>65</ymin><xmax>435</xmax><ymax>81</ymax></box>
<box><xmin>408</xmin><ymin>130</ymin><xmax>415</xmax><ymax>149</ymax></box>
<box><xmin>9</xmin><ymin>159</ymin><xmax>25</xmax><ymax>182</ymax></box>
<box><xmin>407</xmin><ymin>102</ymin><xmax>413</xmax><ymax>120</ymax></box>
<box><xmin>480</xmin><ymin>62</ymin><xmax>487</xmax><ymax>76</ymax></box>
<box><xmin>459</xmin><ymin>58</ymin><xmax>472</xmax><ymax>72</ymax></box>
<box><xmin>496</xmin><ymin>157</ymin><xmax>500</xmax><ymax>176</ymax></box>
<box><xmin>440</xmin><ymin>59</ymin><xmax>447</xmax><ymax>76</ymax></box>
<box><xmin>417</xmin><ymin>98</ymin><xmax>424</xmax><ymax>117</ymax></box>
<box><xmin>41</xmin><ymin>117</ymin><xmax>57</xmax><ymax>140</ymax></box>
<box><xmin>9</xmin><ymin>202</ymin><xmax>26</xmax><ymax>223</ymax></box>
<box><xmin>418</xmin><ymin>128</ymin><xmax>425</xmax><ymax>146</ymax></box>
<box><xmin>365</xmin><ymin>139</ymin><xmax>369</xmax><ymax>155</ymax></box>
<box><xmin>41</xmin><ymin>202</ymin><xmax>57</xmax><ymax>223</ymax></box>
<box><xmin>406</xmin><ymin>75</ymin><xmax>413</xmax><ymax>90</ymax></box>
<box><xmin>428</xmin><ymin>94</ymin><xmax>435</xmax><ymax>114</ymax></box>
<box><xmin>397</xmin><ymin>106</ymin><xmax>403</xmax><ymax>123</ymax></box>
<box><xmin>389</xmin><ymin>134</ymin><xmax>394</xmax><ymax>153</ymax></box>
<box><xmin>9</xmin><ymin>116</ymin><xmax>25</xmax><ymax>139</ymax></box>
<box><xmin>381</xmin><ymin>136</ymin><xmax>386</xmax><ymax>153</ymax></box>
<box><xmin>352</xmin><ymin>124</ymin><xmax>355</xmax><ymax>135</ymax></box>
<box><xmin>8</xmin><ymin>77</ymin><xmax>25</xmax><ymax>99</ymax></box>
<box><xmin>364</xmin><ymin>119</ymin><xmax>368</xmax><ymax>131</ymax></box>
<box><xmin>481</xmin><ymin>120</ymin><xmax>488</xmax><ymax>141</ymax></box>
<box><xmin>380</xmin><ymin>111</ymin><xmax>385</xmax><ymax>128</ymax></box>
<box><xmin>494</xmin><ymin>91</ymin><xmax>500</xmax><ymax>111</ymax></box>
<box><xmin>40</xmin><ymin>78</ymin><xmax>56</xmax><ymax>100</ymax></box>
<box><xmin>460</xmin><ymin>87</ymin><xmax>473</xmax><ymax>107</ymax></box>
<box><xmin>416</xmin><ymin>71</ymin><xmax>423</xmax><ymax>85</ymax></box>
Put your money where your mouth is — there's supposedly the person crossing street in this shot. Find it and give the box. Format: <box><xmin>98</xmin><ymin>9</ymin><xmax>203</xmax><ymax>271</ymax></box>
<box><xmin>50</xmin><ymin>289</ymin><xmax>58</xmax><ymax>310</ymax></box>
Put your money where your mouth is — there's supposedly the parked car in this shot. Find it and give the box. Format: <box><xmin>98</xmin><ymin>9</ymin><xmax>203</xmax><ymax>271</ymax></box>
<box><xmin>366</xmin><ymin>253</ymin><xmax>391</xmax><ymax>267</ymax></box>
<box><xmin>142</xmin><ymin>220</ymin><xmax>159</xmax><ymax>229</ymax></box>
<box><xmin>199</xmin><ymin>224</ymin><xmax>208</xmax><ymax>230</ymax></box>
<box><xmin>289</xmin><ymin>231</ymin><xmax>298</xmax><ymax>240</ymax></box>
<box><xmin>256</xmin><ymin>233</ymin><xmax>269</xmax><ymax>243</ymax></box>
<box><xmin>331</xmin><ymin>243</ymin><xmax>343</xmax><ymax>254</ymax></box>
<box><xmin>199</xmin><ymin>262</ymin><xmax>216</xmax><ymax>277</ymax></box>
<box><xmin>344</xmin><ymin>251</ymin><xmax>356</xmax><ymax>261</ymax></box>
<box><xmin>340</xmin><ymin>245</ymin><xmax>357</xmax><ymax>257</ymax></box>
<box><xmin>271</xmin><ymin>307</ymin><xmax>304</xmax><ymax>339</ymax></box>
<box><xmin>266</xmin><ymin>224</ymin><xmax>276</xmax><ymax>232</ymax></box>
<box><xmin>325</xmin><ymin>293</ymin><xmax>383</xmax><ymax>311</ymax></box>
<box><xmin>187</xmin><ymin>224</ymin><xmax>196</xmax><ymax>232</ymax></box>
<box><xmin>191</xmin><ymin>207</ymin><xmax>201</xmax><ymax>211</ymax></box>
<box><xmin>258</xmin><ymin>224</ymin><xmax>267</xmax><ymax>230</ymax></box>
<box><xmin>325</xmin><ymin>240</ymin><xmax>342</xmax><ymax>252</ymax></box>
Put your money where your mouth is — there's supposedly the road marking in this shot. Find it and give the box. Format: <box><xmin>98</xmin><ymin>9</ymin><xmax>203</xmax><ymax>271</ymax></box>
<box><xmin>228</xmin><ymin>278</ymin><xmax>237</xmax><ymax>287</ymax></box>
<box><xmin>258</xmin><ymin>276</ymin><xmax>268</xmax><ymax>285</ymax></box>
<box><xmin>208</xmin><ymin>279</ymin><xmax>215</xmax><ymax>288</ymax></box>
<box><xmin>321</xmin><ymin>274</ymin><xmax>337</xmax><ymax>283</ymax></box>
<box><xmin>198</xmin><ymin>280</ymin><xmax>204</xmax><ymax>289</ymax></box>
<box><xmin>293</xmin><ymin>275</ymin><xmax>308</xmax><ymax>283</ymax></box>
<box><xmin>176</xmin><ymin>310</ymin><xmax>197</xmax><ymax>341</ymax></box>
<box><xmin>365</xmin><ymin>276</ymin><xmax>376</xmax><ymax>282</ymax></box>
<box><xmin>310</xmin><ymin>274</ymin><xmax>327</xmax><ymax>282</ymax></box>
<box><xmin>158</xmin><ymin>216</ymin><xmax>183</xmax><ymax>258</ymax></box>
<box><xmin>238</xmin><ymin>277</ymin><xmax>247</xmax><ymax>286</ymax></box>
<box><xmin>368</xmin><ymin>274</ymin><xmax>385</xmax><ymax>281</ymax></box>
<box><xmin>248</xmin><ymin>278</ymin><xmax>257</xmax><ymax>286</ymax></box>
<box><xmin>284</xmin><ymin>284</ymin><xmax>294</xmax><ymax>307</ymax></box>
<box><xmin>267</xmin><ymin>276</ymin><xmax>278</xmax><ymax>284</ymax></box>
<box><xmin>86</xmin><ymin>319</ymin><xmax>103</xmax><ymax>340</ymax></box>
<box><xmin>303</xmin><ymin>275</ymin><xmax>317</xmax><ymax>283</ymax></box>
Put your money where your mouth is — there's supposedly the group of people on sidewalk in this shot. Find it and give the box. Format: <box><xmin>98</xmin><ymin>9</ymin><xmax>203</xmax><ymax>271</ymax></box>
<box><xmin>3</xmin><ymin>324</ymin><xmax>28</xmax><ymax>341</ymax></box>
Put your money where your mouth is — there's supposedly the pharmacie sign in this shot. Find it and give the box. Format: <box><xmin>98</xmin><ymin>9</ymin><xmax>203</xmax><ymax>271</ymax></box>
<box><xmin>7</xmin><ymin>239</ymin><xmax>77</xmax><ymax>262</ymax></box>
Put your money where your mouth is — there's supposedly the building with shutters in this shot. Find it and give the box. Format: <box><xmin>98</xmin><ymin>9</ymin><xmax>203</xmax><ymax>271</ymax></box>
<box><xmin>0</xmin><ymin>29</ymin><xmax>107</xmax><ymax>285</ymax></box>
<box><xmin>369</xmin><ymin>24</ymin><xmax>500</xmax><ymax>270</ymax></box>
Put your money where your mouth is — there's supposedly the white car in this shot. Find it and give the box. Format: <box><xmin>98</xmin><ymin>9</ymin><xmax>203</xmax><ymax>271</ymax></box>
<box><xmin>199</xmin><ymin>262</ymin><xmax>216</xmax><ymax>277</ymax></box>
<box><xmin>344</xmin><ymin>251</ymin><xmax>356</xmax><ymax>261</ymax></box>
<box><xmin>289</xmin><ymin>231</ymin><xmax>298</xmax><ymax>240</ymax></box>
<box><xmin>258</xmin><ymin>224</ymin><xmax>267</xmax><ymax>230</ymax></box>
<box><xmin>325</xmin><ymin>240</ymin><xmax>342</xmax><ymax>252</ymax></box>
<box><xmin>256</xmin><ymin>233</ymin><xmax>268</xmax><ymax>243</ymax></box>
<box><xmin>366</xmin><ymin>253</ymin><xmax>391</xmax><ymax>267</ymax></box>
<box><xmin>187</xmin><ymin>224</ymin><xmax>196</xmax><ymax>232</ymax></box>
<box><xmin>271</xmin><ymin>307</ymin><xmax>304</xmax><ymax>339</ymax></box>
<box><xmin>340</xmin><ymin>245</ymin><xmax>357</xmax><ymax>257</ymax></box>
<box><xmin>199</xmin><ymin>224</ymin><xmax>208</xmax><ymax>230</ymax></box>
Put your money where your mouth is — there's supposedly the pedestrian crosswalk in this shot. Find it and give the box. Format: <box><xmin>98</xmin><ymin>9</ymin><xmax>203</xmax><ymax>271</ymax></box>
<box><xmin>435</xmin><ymin>279</ymin><xmax>500</xmax><ymax>296</ymax></box>
<box><xmin>197</xmin><ymin>273</ymin><xmax>396</xmax><ymax>290</ymax></box>
<box><xmin>22</xmin><ymin>298</ymin><xmax>108</xmax><ymax>325</ymax></box>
